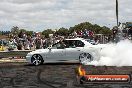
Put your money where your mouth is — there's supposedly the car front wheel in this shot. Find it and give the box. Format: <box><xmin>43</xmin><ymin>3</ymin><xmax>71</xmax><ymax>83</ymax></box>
<box><xmin>79</xmin><ymin>53</ymin><xmax>93</xmax><ymax>64</ymax></box>
<box><xmin>31</xmin><ymin>54</ymin><xmax>44</xmax><ymax>66</ymax></box>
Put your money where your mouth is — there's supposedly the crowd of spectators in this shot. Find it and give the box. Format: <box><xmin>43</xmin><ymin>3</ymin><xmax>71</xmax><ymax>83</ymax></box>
<box><xmin>71</xmin><ymin>29</ymin><xmax>94</xmax><ymax>39</ymax></box>
<box><xmin>3</xmin><ymin>29</ymin><xmax>111</xmax><ymax>51</ymax></box>
<box><xmin>8</xmin><ymin>32</ymin><xmax>62</xmax><ymax>51</ymax></box>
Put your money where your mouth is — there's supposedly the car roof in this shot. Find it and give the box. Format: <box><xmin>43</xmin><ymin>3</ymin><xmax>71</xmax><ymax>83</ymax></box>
<box><xmin>65</xmin><ymin>38</ymin><xmax>84</xmax><ymax>41</ymax></box>
<box><xmin>64</xmin><ymin>38</ymin><xmax>93</xmax><ymax>46</ymax></box>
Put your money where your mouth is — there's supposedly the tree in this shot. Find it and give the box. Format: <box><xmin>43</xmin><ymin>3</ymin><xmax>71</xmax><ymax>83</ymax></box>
<box><xmin>92</xmin><ymin>24</ymin><xmax>102</xmax><ymax>33</ymax></box>
<box><xmin>42</xmin><ymin>29</ymin><xmax>54</xmax><ymax>38</ymax></box>
<box><xmin>26</xmin><ymin>31</ymin><xmax>33</xmax><ymax>36</ymax></box>
<box><xmin>55</xmin><ymin>27</ymin><xmax>69</xmax><ymax>36</ymax></box>
<box><xmin>99</xmin><ymin>26</ymin><xmax>112</xmax><ymax>35</ymax></box>
<box><xmin>69</xmin><ymin>22</ymin><xmax>111</xmax><ymax>35</ymax></box>
<box><xmin>11</xmin><ymin>26</ymin><xmax>19</xmax><ymax>35</ymax></box>
<box><xmin>69</xmin><ymin>22</ymin><xmax>93</xmax><ymax>33</ymax></box>
<box><xmin>19</xmin><ymin>29</ymin><xmax>27</xmax><ymax>33</ymax></box>
<box><xmin>0</xmin><ymin>31</ymin><xmax>2</xmax><ymax>35</ymax></box>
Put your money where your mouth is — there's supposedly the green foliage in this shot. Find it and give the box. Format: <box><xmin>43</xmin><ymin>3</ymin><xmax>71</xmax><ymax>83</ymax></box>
<box><xmin>10</xmin><ymin>22</ymin><xmax>112</xmax><ymax>37</ymax></box>
<box><xmin>69</xmin><ymin>22</ymin><xmax>111</xmax><ymax>35</ymax></box>
<box><xmin>19</xmin><ymin>29</ymin><xmax>27</xmax><ymax>33</ymax></box>
<box><xmin>11</xmin><ymin>26</ymin><xmax>19</xmax><ymax>35</ymax></box>
<box><xmin>100</xmin><ymin>26</ymin><xmax>112</xmax><ymax>35</ymax></box>
<box><xmin>0</xmin><ymin>31</ymin><xmax>2</xmax><ymax>35</ymax></box>
<box><xmin>26</xmin><ymin>31</ymin><xmax>33</xmax><ymax>36</ymax></box>
<box><xmin>69</xmin><ymin>22</ymin><xmax>93</xmax><ymax>33</ymax></box>
<box><xmin>92</xmin><ymin>24</ymin><xmax>101</xmax><ymax>33</ymax></box>
<box><xmin>42</xmin><ymin>29</ymin><xmax>54</xmax><ymax>38</ymax></box>
<box><xmin>11</xmin><ymin>26</ymin><xmax>35</xmax><ymax>37</ymax></box>
<box><xmin>55</xmin><ymin>27</ymin><xmax>69</xmax><ymax>36</ymax></box>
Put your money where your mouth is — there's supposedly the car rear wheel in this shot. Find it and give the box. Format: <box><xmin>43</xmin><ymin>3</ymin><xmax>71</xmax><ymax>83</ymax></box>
<box><xmin>31</xmin><ymin>54</ymin><xmax>44</xmax><ymax>66</ymax></box>
<box><xmin>79</xmin><ymin>53</ymin><xmax>93</xmax><ymax>64</ymax></box>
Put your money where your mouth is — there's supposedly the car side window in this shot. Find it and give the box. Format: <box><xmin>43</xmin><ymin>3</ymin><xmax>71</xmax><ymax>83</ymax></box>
<box><xmin>62</xmin><ymin>40</ymin><xmax>69</xmax><ymax>48</ymax></box>
<box><xmin>52</xmin><ymin>41</ymin><xmax>65</xmax><ymax>49</ymax></box>
<box><xmin>52</xmin><ymin>40</ymin><xmax>85</xmax><ymax>49</ymax></box>
<box><xmin>76</xmin><ymin>40</ymin><xmax>85</xmax><ymax>47</ymax></box>
<box><xmin>68</xmin><ymin>40</ymin><xmax>76</xmax><ymax>48</ymax></box>
<box><xmin>64</xmin><ymin>40</ymin><xmax>85</xmax><ymax>48</ymax></box>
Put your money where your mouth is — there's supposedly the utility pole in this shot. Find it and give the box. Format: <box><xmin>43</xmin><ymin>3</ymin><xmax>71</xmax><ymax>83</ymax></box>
<box><xmin>116</xmin><ymin>0</ymin><xmax>119</xmax><ymax>27</ymax></box>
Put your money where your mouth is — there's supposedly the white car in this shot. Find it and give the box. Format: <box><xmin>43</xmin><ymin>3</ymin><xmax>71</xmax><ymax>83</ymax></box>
<box><xmin>26</xmin><ymin>38</ymin><xmax>105</xmax><ymax>65</ymax></box>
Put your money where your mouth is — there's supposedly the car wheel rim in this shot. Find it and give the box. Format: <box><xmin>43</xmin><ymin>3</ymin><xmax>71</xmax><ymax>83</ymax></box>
<box><xmin>79</xmin><ymin>53</ymin><xmax>93</xmax><ymax>63</ymax></box>
<box><xmin>32</xmin><ymin>54</ymin><xmax>42</xmax><ymax>65</ymax></box>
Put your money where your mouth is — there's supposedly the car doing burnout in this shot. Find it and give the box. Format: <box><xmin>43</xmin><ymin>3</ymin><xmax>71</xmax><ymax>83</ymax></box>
<box><xmin>26</xmin><ymin>38</ymin><xmax>105</xmax><ymax>65</ymax></box>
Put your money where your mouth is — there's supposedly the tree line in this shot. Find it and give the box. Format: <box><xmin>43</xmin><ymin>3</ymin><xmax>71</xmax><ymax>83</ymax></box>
<box><xmin>10</xmin><ymin>22</ymin><xmax>112</xmax><ymax>38</ymax></box>
<box><xmin>0</xmin><ymin>31</ymin><xmax>10</xmax><ymax>35</ymax></box>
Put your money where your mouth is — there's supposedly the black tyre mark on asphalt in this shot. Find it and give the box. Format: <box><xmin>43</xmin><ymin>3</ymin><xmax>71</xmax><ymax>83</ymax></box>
<box><xmin>36</xmin><ymin>68</ymin><xmax>85</xmax><ymax>88</ymax></box>
<box><xmin>37</xmin><ymin>68</ymin><xmax>62</xmax><ymax>88</ymax></box>
<box><xmin>10</xmin><ymin>78</ymin><xmax>15</xmax><ymax>87</ymax></box>
<box><xmin>1</xmin><ymin>63</ymin><xmax>132</xmax><ymax>88</ymax></box>
<box><xmin>36</xmin><ymin>68</ymin><xmax>99</xmax><ymax>88</ymax></box>
<box><xmin>0</xmin><ymin>79</ymin><xmax>3</xmax><ymax>88</ymax></box>
<box><xmin>36</xmin><ymin>68</ymin><xmax>89</xmax><ymax>88</ymax></box>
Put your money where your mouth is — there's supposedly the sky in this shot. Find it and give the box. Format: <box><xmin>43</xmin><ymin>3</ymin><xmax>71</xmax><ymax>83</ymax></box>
<box><xmin>0</xmin><ymin>0</ymin><xmax>131</xmax><ymax>32</ymax></box>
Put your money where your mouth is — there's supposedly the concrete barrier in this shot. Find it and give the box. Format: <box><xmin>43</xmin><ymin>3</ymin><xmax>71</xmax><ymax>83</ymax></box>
<box><xmin>0</xmin><ymin>50</ymin><xmax>32</xmax><ymax>58</ymax></box>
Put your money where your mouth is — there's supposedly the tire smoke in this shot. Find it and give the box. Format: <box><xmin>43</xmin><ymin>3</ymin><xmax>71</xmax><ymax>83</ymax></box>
<box><xmin>84</xmin><ymin>39</ymin><xmax>132</xmax><ymax>66</ymax></box>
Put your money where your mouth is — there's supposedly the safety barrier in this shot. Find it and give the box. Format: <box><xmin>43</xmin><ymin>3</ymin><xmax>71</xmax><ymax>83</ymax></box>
<box><xmin>0</xmin><ymin>50</ymin><xmax>32</xmax><ymax>59</ymax></box>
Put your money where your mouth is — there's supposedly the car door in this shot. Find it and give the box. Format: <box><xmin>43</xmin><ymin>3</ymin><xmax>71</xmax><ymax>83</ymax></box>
<box><xmin>65</xmin><ymin>47</ymin><xmax>82</xmax><ymax>61</ymax></box>
<box><xmin>46</xmin><ymin>42</ymin><xmax>66</xmax><ymax>62</ymax></box>
<box><xmin>65</xmin><ymin>40</ymin><xmax>84</xmax><ymax>61</ymax></box>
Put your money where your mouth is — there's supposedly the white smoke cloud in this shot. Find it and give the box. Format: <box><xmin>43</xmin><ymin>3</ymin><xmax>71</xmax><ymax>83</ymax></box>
<box><xmin>84</xmin><ymin>40</ymin><xmax>132</xmax><ymax>66</ymax></box>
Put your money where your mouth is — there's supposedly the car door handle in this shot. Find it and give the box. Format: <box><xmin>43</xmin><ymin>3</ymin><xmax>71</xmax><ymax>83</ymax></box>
<box><xmin>77</xmin><ymin>50</ymin><xmax>80</xmax><ymax>51</ymax></box>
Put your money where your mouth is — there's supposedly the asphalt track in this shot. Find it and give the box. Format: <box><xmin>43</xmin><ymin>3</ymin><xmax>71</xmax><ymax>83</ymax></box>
<box><xmin>0</xmin><ymin>61</ymin><xmax>132</xmax><ymax>88</ymax></box>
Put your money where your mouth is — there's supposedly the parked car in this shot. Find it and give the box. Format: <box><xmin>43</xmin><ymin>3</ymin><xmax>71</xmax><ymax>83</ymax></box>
<box><xmin>8</xmin><ymin>39</ymin><xmax>17</xmax><ymax>51</ymax></box>
<box><xmin>0</xmin><ymin>39</ymin><xmax>8</xmax><ymax>51</ymax></box>
<box><xmin>26</xmin><ymin>38</ymin><xmax>105</xmax><ymax>65</ymax></box>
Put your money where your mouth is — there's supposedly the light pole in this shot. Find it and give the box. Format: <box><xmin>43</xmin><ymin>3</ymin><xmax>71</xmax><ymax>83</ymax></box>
<box><xmin>116</xmin><ymin>0</ymin><xmax>119</xmax><ymax>27</ymax></box>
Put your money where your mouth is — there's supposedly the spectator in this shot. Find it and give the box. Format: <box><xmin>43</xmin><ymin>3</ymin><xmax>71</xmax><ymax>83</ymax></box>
<box><xmin>24</xmin><ymin>39</ymin><xmax>30</xmax><ymax>50</ymax></box>
<box><xmin>17</xmin><ymin>41</ymin><xmax>23</xmax><ymax>50</ymax></box>
<box><xmin>73</xmin><ymin>30</ymin><xmax>77</xmax><ymax>38</ymax></box>
<box><xmin>8</xmin><ymin>39</ymin><xmax>16</xmax><ymax>51</ymax></box>
<box><xmin>35</xmin><ymin>37</ymin><xmax>42</xmax><ymax>49</ymax></box>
